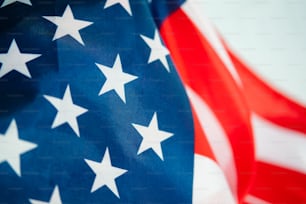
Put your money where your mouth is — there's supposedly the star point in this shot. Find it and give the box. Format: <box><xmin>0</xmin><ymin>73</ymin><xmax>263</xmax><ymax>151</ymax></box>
<box><xmin>140</xmin><ymin>30</ymin><xmax>170</xmax><ymax>72</ymax></box>
<box><xmin>0</xmin><ymin>39</ymin><xmax>41</xmax><ymax>78</ymax></box>
<box><xmin>96</xmin><ymin>55</ymin><xmax>138</xmax><ymax>103</ymax></box>
<box><xmin>104</xmin><ymin>0</ymin><xmax>132</xmax><ymax>16</ymax></box>
<box><xmin>0</xmin><ymin>0</ymin><xmax>32</xmax><ymax>8</ymax></box>
<box><xmin>29</xmin><ymin>186</ymin><xmax>62</xmax><ymax>204</ymax></box>
<box><xmin>44</xmin><ymin>85</ymin><xmax>88</xmax><ymax>137</ymax></box>
<box><xmin>132</xmin><ymin>112</ymin><xmax>173</xmax><ymax>160</ymax></box>
<box><xmin>0</xmin><ymin>119</ymin><xmax>37</xmax><ymax>177</ymax></box>
<box><xmin>43</xmin><ymin>5</ymin><xmax>93</xmax><ymax>46</ymax></box>
<box><xmin>85</xmin><ymin>148</ymin><xmax>127</xmax><ymax>198</ymax></box>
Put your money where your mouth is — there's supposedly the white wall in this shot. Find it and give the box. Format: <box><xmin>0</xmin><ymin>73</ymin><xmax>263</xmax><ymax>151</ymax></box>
<box><xmin>193</xmin><ymin>0</ymin><xmax>306</xmax><ymax>105</ymax></box>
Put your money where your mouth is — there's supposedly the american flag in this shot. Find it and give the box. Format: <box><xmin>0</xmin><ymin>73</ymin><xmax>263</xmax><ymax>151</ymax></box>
<box><xmin>0</xmin><ymin>0</ymin><xmax>305</xmax><ymax>203</ymax></box>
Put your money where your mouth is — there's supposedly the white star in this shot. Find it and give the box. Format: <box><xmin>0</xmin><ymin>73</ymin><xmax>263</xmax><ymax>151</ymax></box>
<box><xmin>132</xmin><ymin>112</ymin><xmax>173</xmax><ymax>160</ymax></box>
<box><xmin>0</xmin><ymin>39</ymin><xmax>41</xmax><ymax>78</ymax></box>
<box><xmin>29</xmin><ymin>186</ymin><xmax>62</xmax><ymax>204</ymax></box>
<box><xmin>43</xmin><ymin>5</ymin><xmax>93</xmax><ymax>46</ymax></box>
<box><xmin>44</xmin><ymin>85</ymin><xmax>88</xmax><ymax>137</ymax></box>
<box><xmin>0</xmin><ymin>119</ymin><xmax>37</xmax><ymax>177</ymax></box>
<box><xmin>95</xmin><ymin>55</ymin><xmax>138</xmax><ymax>103</ymax></box>
<box><xmin>104</xmin><ymin>0</ymin><xmax>132</xmax><ymax>16</ymax></box>
<box><xmin>84</xmin><ymin>148</ymin><xmax>127</xmax><ymax>198</ymax></box>
<box><xmin>140</xmin><ymin>30</ymin><xmax>170</xmax><ymax>72</ymax></box>
<box><xmin>0</xmin><ymin>0</ymin><xmax>32</xmax><ymax>8</ymax></box>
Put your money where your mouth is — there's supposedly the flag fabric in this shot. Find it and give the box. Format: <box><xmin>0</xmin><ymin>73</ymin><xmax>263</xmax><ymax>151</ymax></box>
<box><xmin>0</xmin><ymin>1</ymin><xmax>195</xmax><ymax>203</ymax></box>
<box><xmin>156</xmin><ymin>0</ymin><xmax>306</xmax><ymax>203</ymax></box>
<box><xmin>0</xmin><ymin>0</ymin><xmax>305</xmax><ymax>204</ymax></box>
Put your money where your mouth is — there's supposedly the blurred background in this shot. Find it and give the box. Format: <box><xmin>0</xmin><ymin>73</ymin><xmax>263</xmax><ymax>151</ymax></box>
<box><xmin>194</xmin><ymin>0</ymin><xmax>306</xmax><ymax>106</ymax></box>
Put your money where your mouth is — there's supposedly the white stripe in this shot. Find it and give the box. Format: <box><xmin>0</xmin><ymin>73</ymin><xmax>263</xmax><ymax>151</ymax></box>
<box><xmin>252</xmin><ymin>114</ymin><xmax>306</xmax><ymax>173</ymax></box>
<box><xmin>186</xmin><ymin>86</ymin><xmax>237</xmax><ymax>200</ymax></box>
<box><xmin>193</xmin><ymin>154</ymin><xmax>236</xmax><ymax>204</ymax></box>
<box><xmin>244</xmin><ymin>194</ymin><xmax>271</xmax><ymax>204</ymax></box>
<box><xmin>182</xmin><ymin>1</ymin><xmax>242</xmax><ymax>87</ymax></box>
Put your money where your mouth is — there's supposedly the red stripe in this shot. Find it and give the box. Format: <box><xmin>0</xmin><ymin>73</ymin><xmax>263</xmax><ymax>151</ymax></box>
<box><xmin>225</xmin><ymin>44</ymin><xmax>306</xmax><ymax>135</ymax></box>
<box><xmin>160</xmin><ymin>8</ymin><xmax>255</xmax><ymax>201</ymax></box>
<box><xmin>249</xmin><ymin>162</ymin><xmax>306</xmax><ymax>203</ymax></box>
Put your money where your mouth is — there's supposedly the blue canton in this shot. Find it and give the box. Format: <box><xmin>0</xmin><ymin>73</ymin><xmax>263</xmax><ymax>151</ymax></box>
<box><xmin>0</xmin><ymin>0</ymin><xmax>194</xmax><ymax>203</ymax></box>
